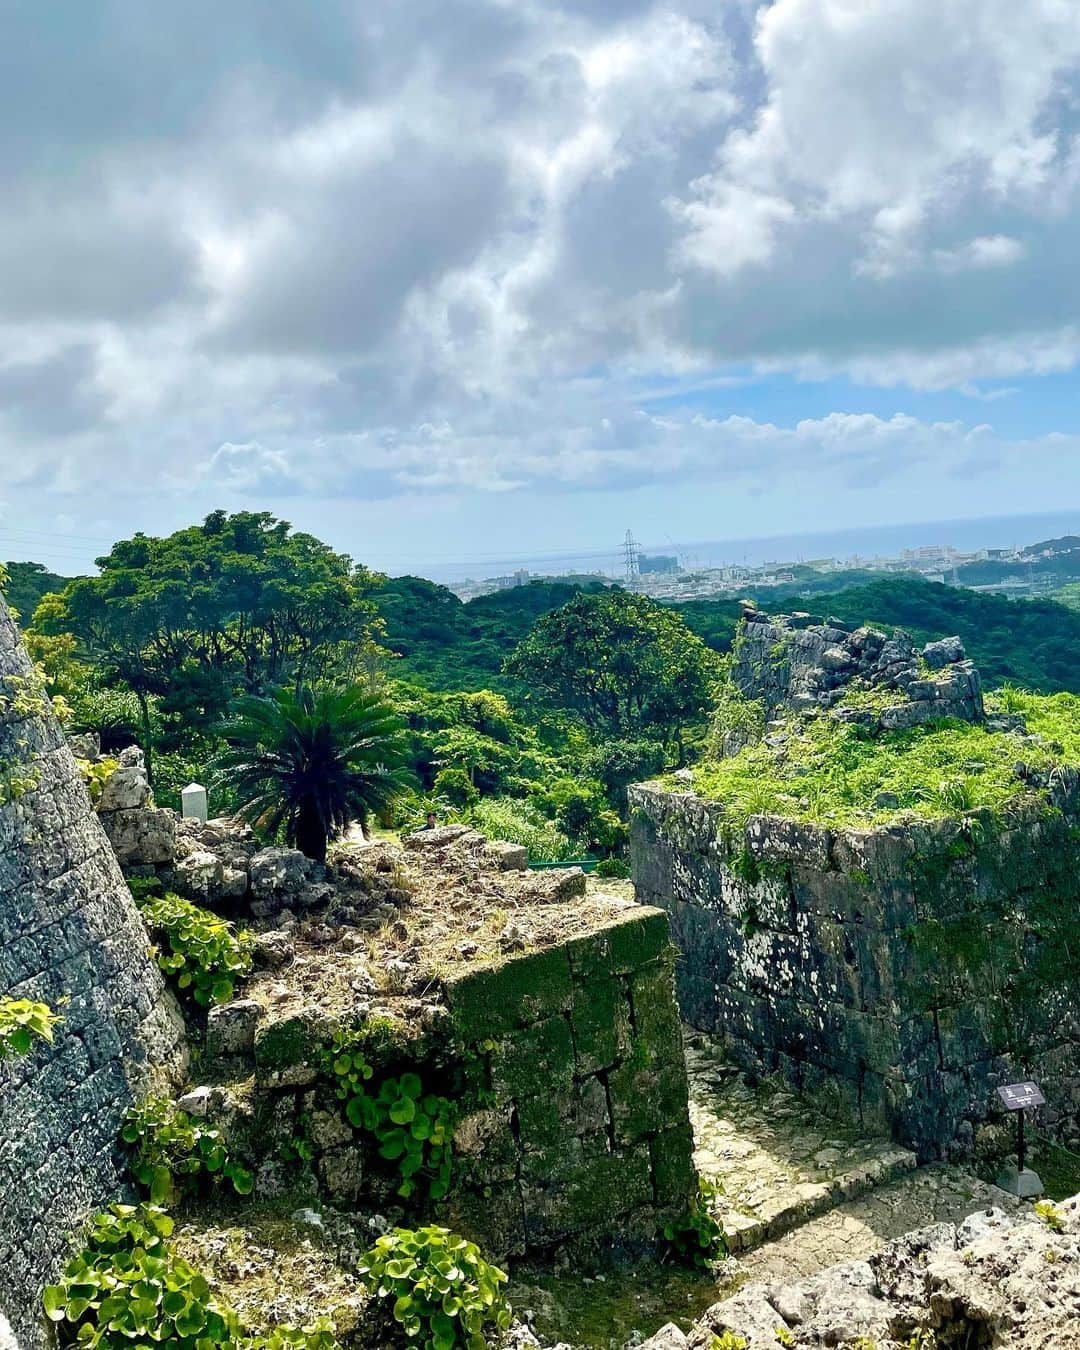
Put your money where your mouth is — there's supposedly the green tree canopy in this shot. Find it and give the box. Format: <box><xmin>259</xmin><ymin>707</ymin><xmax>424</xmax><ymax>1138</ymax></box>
<box><xmin>34</xmin><ymin>511</ymin><xmax>384</xmax><ymax>766</ymax></box>
<box><xmin>504</xmin><ymin>589</ymin><xmax>718</xmax><ymax>747</ymax></box>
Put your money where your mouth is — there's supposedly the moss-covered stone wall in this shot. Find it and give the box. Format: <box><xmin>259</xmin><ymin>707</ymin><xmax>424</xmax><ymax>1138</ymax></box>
<box><xmin>208</xmin><ymin>906</ymin><xmax>696</xmax><ymax>1263</ymax></box>
<box><xmin>442</xmin><ymin>907</ymin><xmax>696</xmax><ymax>1258</ymax></box>
<box><xmin>629</xmin><ymin>781</ymin><xmax>1080</xmax><ymax>1161</ymax></box>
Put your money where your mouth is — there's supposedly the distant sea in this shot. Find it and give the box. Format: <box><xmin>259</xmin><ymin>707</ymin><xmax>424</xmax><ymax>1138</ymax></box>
<box><xmin>424</xmin><ymin>510</ymin><xmax>1080</xmax><ymax>584</ymax></box>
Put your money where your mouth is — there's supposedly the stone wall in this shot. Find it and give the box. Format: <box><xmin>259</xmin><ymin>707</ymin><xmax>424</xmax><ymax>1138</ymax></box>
<box><xmin>629</xmin><ymin>782</ymin><xmax>1080</xmax><ymax>1161</ymax></box>
<box><xmin>0</xmin><ymin>597</ymin><xmax>185</xmax><ymax>1348</ymax></box>
<box><xmin>442</xmin><ymin>907</ymin><xmax>696</xmax><ymax>1258</ymax></box>
<box><xmin>729</xmin><ymin>605</ymin><xmax>983</xmax><ymax>732</ymax></box>
<box><xmin>196</xmin><ymin>906</ymin><xmax>696</xmax><ymax>1263</ymax></box>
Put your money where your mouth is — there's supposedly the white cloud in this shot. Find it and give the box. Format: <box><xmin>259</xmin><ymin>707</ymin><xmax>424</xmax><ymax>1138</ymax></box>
<box><xmin>4</xmin><ymin>0</ymin><xmax>1080</xmax><ymax>531</ymax></box>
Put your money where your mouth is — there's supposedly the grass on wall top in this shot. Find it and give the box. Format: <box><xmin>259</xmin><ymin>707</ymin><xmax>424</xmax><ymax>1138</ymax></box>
<box><xmin>681</xmin><ymin>688</ymin><xmax>1080</xmax><ymax>831</ymax></box>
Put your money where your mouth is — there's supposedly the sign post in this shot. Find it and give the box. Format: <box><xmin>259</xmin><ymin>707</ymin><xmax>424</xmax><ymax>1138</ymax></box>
<box><xmin>995</xmin><ymin>1081</ymin><xmax>1045</xmax><ymax>1198</ymax></box>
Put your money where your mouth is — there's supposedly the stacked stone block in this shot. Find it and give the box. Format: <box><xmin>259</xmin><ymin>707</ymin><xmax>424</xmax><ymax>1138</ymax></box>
<box><xmin>630</xmin><ymin>782</ymin><xmax>1080</xmax><ymax>1161</ymax></box>
<box><xmin>0</xmin><ymin>597</ymin><xmax>185</xmax><ymax>1348</ymax></box>
<box><xmin>442</xmin><ymin>907</ymin><xmax>696</xmax><ymax>1258</ymax></box>
<box><xmin>206</xmin><ymin>906</ymin><xmax>697</xmax><ymax>1262</ymax></box>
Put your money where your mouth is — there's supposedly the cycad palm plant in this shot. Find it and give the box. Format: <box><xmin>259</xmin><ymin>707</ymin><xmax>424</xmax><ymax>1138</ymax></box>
<box><xmin>211</xmin><ymin>685</ymin><xmax>414</xmax><ymax>862</ymax></box>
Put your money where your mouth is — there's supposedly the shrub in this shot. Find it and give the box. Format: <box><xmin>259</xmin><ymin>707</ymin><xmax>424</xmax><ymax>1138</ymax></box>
<box><xmin>432</xmin><ymin>767</ymin><xmax>479</xmax><ymax>809</ymax></box>
<box><xmin>121</xmin><ymin>1096</ymin><xmax>253</xmax><ymax>1204</ymax></box>
<box><xmin>43</xmin><ymin>1204</ymin><xmax>336</xmax><ymax>1350</ymax></box>
<box><xmin>593</xmin><ymin>856</ymin><xmax>631</xmax><ymax>879</ymax></box>
<box><xmin>358</xmin><ymin>1226</ymin><xmax>510</xmax><ymax>1349</ymax></box>
<box><xmin>0</xmin><ymin>998</ymin><xmax>60</xmax><ymax>1058</ymax></box>
<box><xmin>467</xmin><ymin>797</ymin><xmax>576</xmax><ymax>862</ymax></box>
<box><xmin>76</xmin><ymin>755</ymin><xmax>120</xmax><ymax>805</ymax></box>
<box><xmin>327</xmin><ymin>1038</ymin><xmax>455</xmax><ymax>1201</ymax></box>
<box><xmin>69</xmin><ymin>685</ymin><xmax>151</xmax><ymax>749</ymax></box>
<box><xmin>134</xmin><ymin>889</ymin><xmax>253</xmax><ymax>1007</ymax></box>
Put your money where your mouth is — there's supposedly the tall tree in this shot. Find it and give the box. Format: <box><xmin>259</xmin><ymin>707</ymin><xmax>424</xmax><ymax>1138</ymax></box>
<box><xmin>211</xmin><ymin>686</ymin><xmax>413</xmax><ymax>862</ymax></box>
<box><xmin>504</xmin><ymin>589</ymin><xmax>718</xmax><ymax>756</ymax></box>
<box><xmin>34</xmin><ymin>511</ymin><xmax>385</xmax><ymax>773</ymax></box>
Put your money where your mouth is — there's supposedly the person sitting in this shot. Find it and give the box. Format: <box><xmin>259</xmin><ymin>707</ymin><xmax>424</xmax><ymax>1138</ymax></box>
<box><xmin>420</xmin><ymin>810</ymin><xmax>437</xmax><ymax>831</ymax></box>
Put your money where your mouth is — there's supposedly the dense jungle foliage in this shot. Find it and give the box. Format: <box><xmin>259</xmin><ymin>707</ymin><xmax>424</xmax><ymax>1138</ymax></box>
<box><xmin>9</xmin><ymin>514</ymin><xmax>1080</xmax><ymax>863</ymax></box>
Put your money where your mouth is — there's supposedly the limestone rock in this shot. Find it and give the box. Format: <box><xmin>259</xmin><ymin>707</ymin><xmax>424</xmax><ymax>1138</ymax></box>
<box><xmin>174</xmin><ymin>848</ymin><xmax>225</xmax><ymax>898</ymax></box>
<box><xmin>99</xmin><ymin>804</ymin><xmax>177</xmax><ymax>865</ymax></box>
<box><xmin>252</xmin><ymin>929</ymin><xmax>295</xmax><ymax>970</ymax></box>
<box><xmin>96</xmin><ymin>762</ymin><xmax>151</xmax><ymax>812</ymax></box>
<box><xmin>254</xmin><ymin>1005</ymin><xmax>333</xmax><ymax>1086</ymax></box>
<box><xmin>676</xmin><ymin>1194</ymin><xmax>1080</xmax><ymax>1350</ymax></box>
<box><xmin>637</xmin><ymin>1324</ymin><xmax>689</xmax><ymax>1349</ymax></box>
<box><xmin>485</xmin><ymin>839</ymin><xmax>529</xmax><ymax>871</ymax></box>
<box><xmin>519</xmin><ymin>867</ymin><xmax>587</xmax><ymax>903</ymax></box>
<box><xmin>66</xmin><ymin>731</ymin><xmax>100</xmax><ymax>760</ymax></box>
<box><xmin>177</xmin><ymin>1086</ymin><xmax>212</xmax><ymax>1117</ymax></box>
<box><xmin>206</xmin><ymin>998</ymin><xmax>265</xmax><ymax>1059</ymax></box>
<box><xmin>403</xmin><ymin>824</ymin><xmax>476</xmax><ymax>849</ymax></box>
<box><xmin>249</xmin><ymin>847</ymin><xmax>322</xmax><ymax>916</ymax></box>
<box><xmin>922</xmin><ymin>635</ymin><xmax>966</xmax><ymax>669</ymax></box>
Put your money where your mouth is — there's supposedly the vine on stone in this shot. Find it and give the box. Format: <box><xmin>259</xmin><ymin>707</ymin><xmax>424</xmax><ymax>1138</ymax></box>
<box><xmin>121</xmin><ymin>1096</ymin><xmax>253</xmax><ymax>1204</ymax></box>
<box><xmin>358</xmin><ymin>1225</ymin><xmax>510</xmax><ymax>1349</ymax></box>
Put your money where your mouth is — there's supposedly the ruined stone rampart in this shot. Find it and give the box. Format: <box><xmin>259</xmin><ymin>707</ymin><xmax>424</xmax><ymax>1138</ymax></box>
<box><xmin>442</xmin><ymin>907</ymin><xmax>695</xmax><ymax>1257</ymax></box>
<box><xmin>189</xmin><ymin>835</ymin><xmax>696</xmax><ymax>1264</ymax></box>
<box><xmin>0</xmin><ymin>597</ymin><xmax>184</xmax><ymax>1348</ymax></box>
<box><xmin>729</xmin><ymin>605</ymin><xmax>982</xmax><ymax>735</ymax></box>
<box><xmin>630</xmin><ymin>780</ymin><xmax>1080</xmax><ymax>1161</ymax></box>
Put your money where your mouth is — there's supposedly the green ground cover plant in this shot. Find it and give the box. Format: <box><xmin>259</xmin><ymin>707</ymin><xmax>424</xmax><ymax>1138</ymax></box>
<box><xmin>325</xmin><ymin>1036</ymin><xmax>456</xmax><ymax>1201</ymax></box>
<box><xmin>122</xmin><ymin>1096</ymin><xmax>253</xmax><ymax>1204</ymax></box>
<box><xmin>43</xmin><ymin>1205</ymin><xmax>336</xmax><ymax>1350</ymax></box>
<box><xmin>358</xmin><ymin>1225</ymin><xmax>510</xmax><ymax>1349</ymax></box>
<box><xmin>687</xmin><ymin>689</ymin><xmax>1080</xmax><ymax>830</ymax></box>
<box><xmin>132</xmin><ymin>887</ymin><xmax>254</xmax><ymax>1007</ymax></box>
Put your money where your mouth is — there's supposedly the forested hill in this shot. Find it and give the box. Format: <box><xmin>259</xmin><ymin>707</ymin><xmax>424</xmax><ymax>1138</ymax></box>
<box><xmin>379</xmin><ymin>574</ymin><xmax>1080</xmax><ymax>696</ymax></box>
<box><xmin>9</xmin><ymin>554</ymin><xmax>1080</xmax><ymax>696</ymax></box>
<box><xmin>377</xmin><ymin>575</ymin><xmax>610</xmax><ymax>691</ymax></box>
<box><xmin>2</xmin><ymin>561</ymin><xmax>72</xmax><ymax>620</ymax></box>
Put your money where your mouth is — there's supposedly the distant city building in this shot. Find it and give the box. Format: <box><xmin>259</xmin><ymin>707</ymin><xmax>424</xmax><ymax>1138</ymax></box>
<box><xmin>638</xmin><ymin>554</ymin><xmax>680</xmax><ymax>575</ymax></box>
<box><xmin>489</xmin><ymin>569</ymin><xmax>532</xmax><ymax>589</ymax></box>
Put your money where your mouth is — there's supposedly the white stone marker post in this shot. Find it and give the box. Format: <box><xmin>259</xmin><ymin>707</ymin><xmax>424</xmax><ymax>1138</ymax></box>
<box><xmin>181</xmin><ymin>782</ymin><xmax>209</xmax><ymax>823</ymax></box>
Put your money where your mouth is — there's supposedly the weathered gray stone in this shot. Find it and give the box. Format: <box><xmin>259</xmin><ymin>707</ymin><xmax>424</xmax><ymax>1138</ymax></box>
<box><xmin>205</xmin><ymin>998</ymin><xmax>264</xmax><ymax>1058</ymax></box>
<box><xmin>485</xmin><ymin>840</ymin><xmax>528</xmax><ymax>871</ymax></box>
<box><xmin>0</xmin><ymin>596</ymin><xmax>185</xmax><ymax>1348</ymax></box>
<box><xmin>66</xmin><ymin>732</ymin><xmax>100</xmax><ymax>761</ymax></box>
<box><xmin>98</xmin><ymin>804</ymin><xmax>177</xmax><ymax>865</ymax></box>
<box><xmin>96</xmin><ymin>763</ymin><xmax>151</xmax><ymax>812</ymax></box>
<box><xmin>248</xmin><ymin>847</ymin><xmax>320</xmax><ymax>916</ymax></box>
<box><xmin>923</xmin><ymin>635</ymin><xmax>966</xmax><ymax>669</ymax></box>
<box><xmin>519</xmin><ymin>868</ymin><xmax>588</xmax><ymax>903</ymax></box>
<box><xmin>637</xmin><ymin>1324</ymin><xmax>689</xmax><ymax>1349</ymax></box>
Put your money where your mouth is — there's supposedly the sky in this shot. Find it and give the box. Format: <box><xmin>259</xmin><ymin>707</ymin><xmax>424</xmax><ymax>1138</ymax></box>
<box><xmin>4</xmin><ymin>0</ymin><xmax>1080</xmax><ymax>579</ymax></box>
